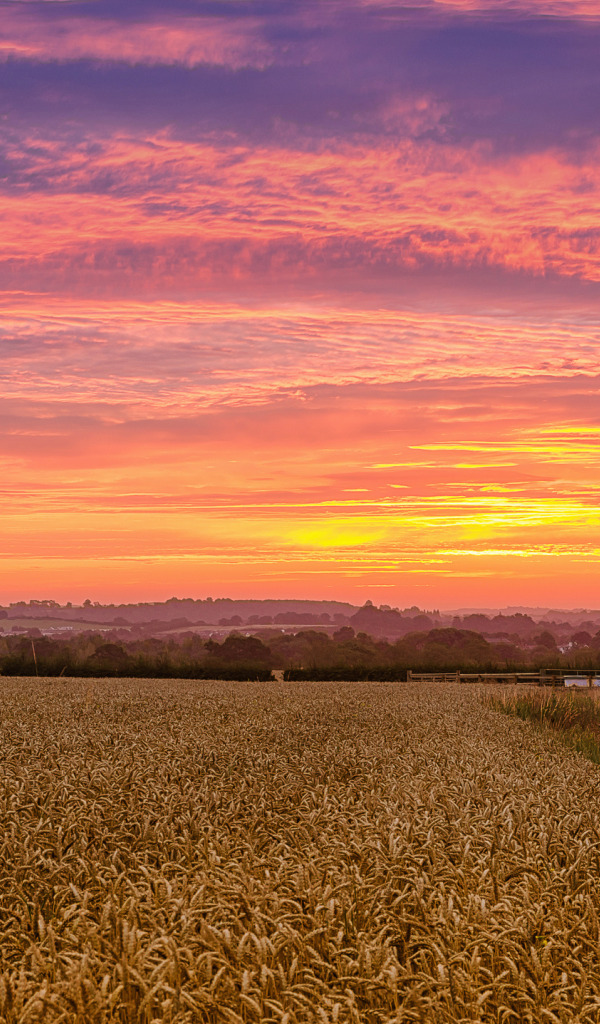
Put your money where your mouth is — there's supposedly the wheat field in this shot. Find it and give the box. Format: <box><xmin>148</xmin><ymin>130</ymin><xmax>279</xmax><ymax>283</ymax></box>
<box><xmin>1</xmin><ymin>678</ymin><xmax>600</xmax><ymax>1023</ymax></box>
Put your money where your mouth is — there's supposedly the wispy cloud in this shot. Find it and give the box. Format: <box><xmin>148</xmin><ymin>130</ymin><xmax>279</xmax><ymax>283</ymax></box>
<box><xmin>0</xmin><ymin>11</ymin><xmax>275</xmax><ymax>68</ymax></box>
<box><xmin>1</xmin><ymin>0</ymin><xmax>599</xmax><ymax>603</ymax></box>
<box><xmin>2</xmin><ymin>133</ymin><xmax>600</xmax><ymax>305</ymax></box>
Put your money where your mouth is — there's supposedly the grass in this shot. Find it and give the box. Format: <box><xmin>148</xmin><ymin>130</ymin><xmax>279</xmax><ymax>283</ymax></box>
<box><xmin>489</xmin><ymin>687</ymin><xmax>600</xmax><ymax>764</ymax></box>
<box><xmin>3</xmin><ymin>677</ymin><xmax>600</xmax><ymax>1021</ymax></box>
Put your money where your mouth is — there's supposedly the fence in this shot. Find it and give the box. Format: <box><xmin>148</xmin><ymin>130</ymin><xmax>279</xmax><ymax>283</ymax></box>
<box><xmin>407</xmin><ymin>670</ymin><xmax>600</xmax><ymax>687</ymax></box>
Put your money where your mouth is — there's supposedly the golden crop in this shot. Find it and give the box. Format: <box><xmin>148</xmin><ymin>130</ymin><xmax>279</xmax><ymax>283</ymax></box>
<box><xmin>1</xmin><ymin>678</ymin><xmax>600</xmax><ymax>1022</ymax></box>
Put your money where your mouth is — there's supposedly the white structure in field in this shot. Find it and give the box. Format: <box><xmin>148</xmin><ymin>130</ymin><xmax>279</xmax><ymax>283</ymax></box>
<box><xmin>565</xmin><ymin>676</ymin><xmax>600</xmax><ymax>687</ymax></box>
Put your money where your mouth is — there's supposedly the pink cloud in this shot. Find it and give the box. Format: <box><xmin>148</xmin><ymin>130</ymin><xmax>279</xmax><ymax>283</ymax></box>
<box><xmin>2</xmin><ymin>134</ymin><xmax>600</xmax><ymax>306</ymax></box>
<box><xmin>1</xmin><ymin>297</ymin><xmax>599</xmax><ymax>416</ymax></box>
<box><xmin>357</xmin><ymin>0</ymin><xmax>600</xmax><ymax>17</ymax></box>
<box><xmin>0</xmin><ymin>12</ymin><xmax>273</xmax><ymax>69</ymax></box>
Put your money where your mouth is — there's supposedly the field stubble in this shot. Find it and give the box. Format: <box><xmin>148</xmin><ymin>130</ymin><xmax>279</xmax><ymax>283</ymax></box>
<box><xmin>1</xmin><ymin>679</ymin><xmax>600</xmax><ymax>1022</ymax></box>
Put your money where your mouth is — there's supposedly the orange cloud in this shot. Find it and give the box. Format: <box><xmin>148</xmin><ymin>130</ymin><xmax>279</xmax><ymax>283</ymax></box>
<box><xmin>0</xmin><ymin>366</ymin><xmax>599</xmax><ymax>604</ymax></box>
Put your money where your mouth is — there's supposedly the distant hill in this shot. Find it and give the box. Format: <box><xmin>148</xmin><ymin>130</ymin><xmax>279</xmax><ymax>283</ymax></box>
<box><xmin>1</xmin><ymin>597</ymin><xmax>358</xmax><ymax>626</ymax></box>
<box><xmin>2</xmin><ymin>598</ymin><xmax>599</xmax><ymax>641</ymax></box>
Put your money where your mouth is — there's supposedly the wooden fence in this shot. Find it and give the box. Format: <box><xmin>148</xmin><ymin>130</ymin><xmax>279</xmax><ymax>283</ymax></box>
<box><xmin>407</xmin><ymin>670</ymin><xmax>600</xmax><ymax>687</ymax></box>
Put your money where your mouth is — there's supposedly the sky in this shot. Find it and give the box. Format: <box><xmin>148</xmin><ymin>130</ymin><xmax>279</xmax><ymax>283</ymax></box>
<box><xmin>1</xmin><ymin>0</ymin><xmax>600</xmax><ymax>608</ymax></box>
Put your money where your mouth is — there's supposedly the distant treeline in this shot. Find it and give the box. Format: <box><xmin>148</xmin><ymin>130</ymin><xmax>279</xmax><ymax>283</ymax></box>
<box><xmin>1</xmin><ymin>625</ymin><xmax>600</xmax><ymax>679</ymax></box>
<box><xmin>4</xmin><ymin>600</ymin><xmax>600</xmax><ymax>645</ymax></box>
<box><xmin>0</xmin><ymin>597</ymin><xmax>357</xmax><ymax>626</ymax></box>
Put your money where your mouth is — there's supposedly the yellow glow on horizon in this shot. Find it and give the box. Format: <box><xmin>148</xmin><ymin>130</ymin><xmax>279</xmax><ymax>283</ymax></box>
<box><xmin>291</xmin><ymin>520</ymin><xmax>385</xmax><ymax>549</ymax></box>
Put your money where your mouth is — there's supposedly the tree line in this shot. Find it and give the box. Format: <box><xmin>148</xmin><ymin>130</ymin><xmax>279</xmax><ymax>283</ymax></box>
<box><xmin>1</xmin><ymin>625</ymin><xmax>599</xmax><ymax>679</ymax></box>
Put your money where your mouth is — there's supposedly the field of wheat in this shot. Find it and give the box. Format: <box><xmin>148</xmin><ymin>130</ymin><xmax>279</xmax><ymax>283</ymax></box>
<box><xmin>1</xmin><ymin>678</ymin><xmax>600</xmax><ymax>1023</ymax></box>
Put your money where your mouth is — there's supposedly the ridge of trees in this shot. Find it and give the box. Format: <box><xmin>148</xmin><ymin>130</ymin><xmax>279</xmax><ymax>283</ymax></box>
<box><xmin>3</xmin><ymin>599</ymin><xmax>599</xmax><ymax>641</ymax></box>
<box><xmin>2</xmin><ymin>624</ymin><xmax>600</xmax><ymax>680</ymax></box>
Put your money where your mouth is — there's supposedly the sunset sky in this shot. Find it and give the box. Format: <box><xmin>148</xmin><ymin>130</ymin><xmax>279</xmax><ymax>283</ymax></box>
<box><xmin>2</xmin><ymin>0</ymin><xmax>600</xmax><ymax>607</ymax></box>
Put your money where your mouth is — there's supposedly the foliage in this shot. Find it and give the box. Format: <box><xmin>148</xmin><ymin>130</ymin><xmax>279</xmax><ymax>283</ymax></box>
<box><xmin>490</xmin><ymin>688</ymin><xmax>600</xmax><ymax>764</ymax></box>
<box><xmin>1</xmin><ymin>624</ymin><xmax>599</xmax><ymax>678</ymax></box>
